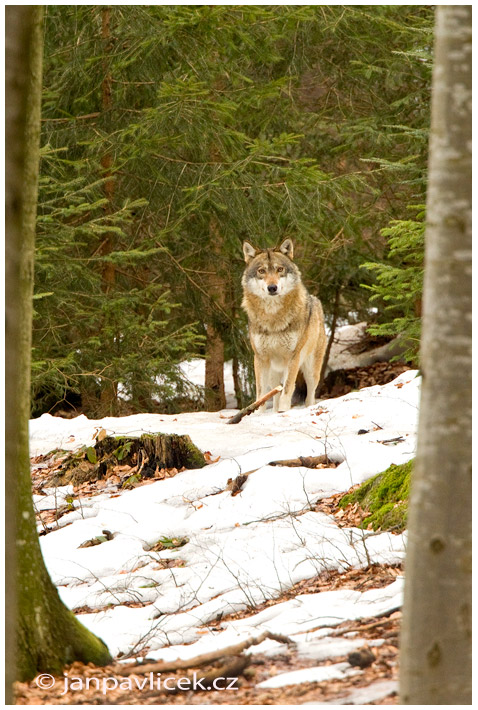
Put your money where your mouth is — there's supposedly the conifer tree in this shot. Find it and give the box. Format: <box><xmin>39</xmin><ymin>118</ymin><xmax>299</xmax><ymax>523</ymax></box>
<box><xmin>35</xmin><ymin>6</ymin><xmax>434</xmax><ymax>414</ymax></box>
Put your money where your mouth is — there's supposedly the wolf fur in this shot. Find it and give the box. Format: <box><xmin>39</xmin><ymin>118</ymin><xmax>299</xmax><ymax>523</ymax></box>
<box><xmin>241</xmin><ymin>239</ymin><xmax>327</xmax><ymax>412</ymax></box>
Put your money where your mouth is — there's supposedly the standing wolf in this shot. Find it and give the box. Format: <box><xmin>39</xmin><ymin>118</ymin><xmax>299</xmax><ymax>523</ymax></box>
<box><xmin>241</xmin><ymin>239</ymin><xmax>327</xmax><ymax>412</ymax></box>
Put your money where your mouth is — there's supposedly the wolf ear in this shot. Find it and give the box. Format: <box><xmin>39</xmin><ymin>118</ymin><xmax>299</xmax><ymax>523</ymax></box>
<box><xmin>243</xmin><ymin>241</ymin><xmax>257</xmax><ymax>263</ymax></box>
<box><xmin>278</xmin><ymin>239</ymin><xmax>294</xmax><ymax>260</ymax></box>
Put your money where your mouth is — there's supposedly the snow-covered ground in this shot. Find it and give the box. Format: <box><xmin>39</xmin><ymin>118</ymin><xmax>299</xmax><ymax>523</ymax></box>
<box><xmin>179</xmin><ymin>358</ymin><xmax>241</xmax><ymax>409</ymax></box>
<box><xmin>30</xmin><ymin>370</ymin><xmax>419</xmax><ymax>686</ymax></box>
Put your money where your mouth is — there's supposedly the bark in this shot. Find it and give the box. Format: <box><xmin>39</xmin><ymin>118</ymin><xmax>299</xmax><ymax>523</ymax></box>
<box><xmin>318</xmin><ymin>285</ymin><xmax>341</xmax><ymax>393</ymax></box>
<box><xmin>5</xmin><ymin>6</ymin><xmax>112</xmax><ymax>683</ymax></box>
<box><xmin>232</xmin><ymin>355</ymin><xmax>245</xmax><ymax>409</ymax></box>
<box><xmin>98</xmin><ymin>6</ymin><xmax>119</xmax><ymax>414</ymax></box>
<box><xmin>5</xmin><ymin>7</ymin><xmax>36</xmax><ymax>698</ymax></box>
<box><xmin>204</xmin><ymin>216</ymin><xmax>227</xmax><ymax>410</ymax></box>
<box><xmin>400</xmin><ymin>6</ymin><xmax>471</xmax><ymax>704</ymax></box>
<box><xmin>99</xmin><ymin>5</ymin><xmax>115</xmax><ymax>291</ymax></box>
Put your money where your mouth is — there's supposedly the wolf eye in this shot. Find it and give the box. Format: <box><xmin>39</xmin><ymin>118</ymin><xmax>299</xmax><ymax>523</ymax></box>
<box><xmin>258</xmin><ymin>268</ymin><xmax>266</xmax><ymax>275</ymax></box>
<box><xmin>277</xmin><ymin>267</ymin><xmax>284</xmax><ymax>273</ymax></box>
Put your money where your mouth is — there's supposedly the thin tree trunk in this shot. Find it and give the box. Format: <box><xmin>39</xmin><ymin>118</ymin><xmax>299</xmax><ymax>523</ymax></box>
<box><xmin>318</xmin><ymin>285</ymin><xmax>341</xmax><ymax>394</ymax></box>
<box><xmin>98</xmin><ymin>6</ymin><xmax>118</xmax><ymax>413</ymax></box>
<box><xmin>232</xmin><ymin>355</ymin><xmax>244</xmax><ymax>409</ymax></box>
<box><xmin>204</xmin><ymin>215</ymin><xmax>226</xmax><ymax>410</ymax></box>
<box><xmin>99</xmin><ymin>5</ymin><xmax>116</xmax><ymax>291</ymax></box>
<box><xmin>400</xmin><ymin>6</ymin><xmax>471</xmax><ymax>704</ymax></box>
<box><xmin>6</xmin><ymin>6</ymin><xmax>112</xmax><ymax>684</ymax></box>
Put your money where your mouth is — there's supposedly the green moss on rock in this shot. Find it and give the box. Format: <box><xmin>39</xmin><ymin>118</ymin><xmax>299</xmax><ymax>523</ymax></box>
<box><xmin>339</xmin><ymin>459</ymin><xmax>413</xmax><ymax>532</ymax></box>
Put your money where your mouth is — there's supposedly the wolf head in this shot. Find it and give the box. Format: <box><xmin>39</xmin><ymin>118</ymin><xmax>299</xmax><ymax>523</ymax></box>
<box><xmin>241</xmin><ymin>239</ymin><xmax>301</xmax><ymax>298</ymax></box>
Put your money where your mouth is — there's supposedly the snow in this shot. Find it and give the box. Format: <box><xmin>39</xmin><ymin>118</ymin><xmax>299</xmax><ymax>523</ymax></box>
<box><xmin>257</xmin><ymin>661</ymin><xmax>360</xmax><ymax>688</ymax></box>
<box><xmin>29</xmin><ymin>370</ymin><xmax>419</xmax><ymax>685</ymax></box>
<box><xmin>179</xmin><ymin>358</ymin><xmax>240</xmax><ymax>408</ymax></box>
<box><xmin>327</xmin><ymin>321</ymin><xmax>400</xmax><ymax>371</ymax></box>
<box><xmin>33</xmin><ymin>485</ymin><xmax>75</xmax><ymax>511</ymax></box>
<box><xmin>316</xmin><ymin>678</ymin><xmax>398</xmax><ymax>704</ymax></box>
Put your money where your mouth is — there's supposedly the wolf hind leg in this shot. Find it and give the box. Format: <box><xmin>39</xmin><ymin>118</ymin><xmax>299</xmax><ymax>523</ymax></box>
<box><xmin>301</xmin><ymin>358</ymin><xmax>319</xmax><ymax>408</ymax></box>
<box><xmin>310</xmin><ymin>335</ymin><xmax>327</xmax><ymax>407</ymax></box>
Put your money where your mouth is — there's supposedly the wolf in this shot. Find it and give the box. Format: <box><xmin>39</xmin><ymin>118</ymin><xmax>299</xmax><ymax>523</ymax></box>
<box><xmin>241</xmin><ymin>238</ymin><xmax>327</xmax><ymax>412</ymax></box>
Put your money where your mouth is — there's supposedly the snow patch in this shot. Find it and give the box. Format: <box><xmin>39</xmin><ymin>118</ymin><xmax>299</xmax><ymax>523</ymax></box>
<box><xmin>257</xmin><ymin>661</ymin><xmax>360</xmax><ymax>688</ymax></box>
<box><xmin>30</xmin><ymin>372</ymin><xmax>418</xmax><ymax>659</ymax></box>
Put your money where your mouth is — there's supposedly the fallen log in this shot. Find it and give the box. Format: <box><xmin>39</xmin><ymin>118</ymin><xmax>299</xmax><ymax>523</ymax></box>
<box><xmin>227</xmin><ymin>385</ymin><xmax>283</xmax><ymax>425</ymax></box>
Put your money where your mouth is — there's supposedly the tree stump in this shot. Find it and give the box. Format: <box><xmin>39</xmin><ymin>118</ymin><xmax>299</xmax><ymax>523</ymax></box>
<box><xmin>138</xmin><ymin>433</ymin><xmax>206</xmax><ymax>471</ymax></box>
<box><xmin>48</xmin><ymin>433</ymin><xmax>206</xmax><ymax>486</ymax></box>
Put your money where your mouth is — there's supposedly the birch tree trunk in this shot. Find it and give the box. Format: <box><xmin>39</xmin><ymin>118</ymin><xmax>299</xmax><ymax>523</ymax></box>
<box><xmin>400</xmin><ymin>6</ymin><xmax>471</xmax><ymax>704</ymax></box>
<box><xmin>6</xmin><ymin>5</ymin><xmax>112</xmax><ymax>684</ymax></box>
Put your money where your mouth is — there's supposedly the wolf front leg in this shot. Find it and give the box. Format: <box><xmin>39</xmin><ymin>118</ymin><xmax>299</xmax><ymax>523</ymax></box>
<box><xmin>254</xmin><ymin>355</ymin><xmax>270</xmax><ymax>413</ymax></box>
<box><xmin>278</xmin><ymin>354</ymin><xmax>302</xmax><ymax>412</ymax></box>
<box><xmin>270</xmin><ymin>370</ymin><xmax>284</xmax><ymax>412</ymax></box>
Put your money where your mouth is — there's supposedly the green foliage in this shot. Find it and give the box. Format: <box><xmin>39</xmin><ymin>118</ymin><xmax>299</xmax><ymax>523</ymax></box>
<box><xmin>34</xmin><ymin>6</ymin><xmax>434</xmax><ymax>415</ymax></box>
<box><xmin>340</xmin><ymin>459</ymin><xmax>413</xmax><ymax>532</ymax></box>
<box><xmin>151</xmin><ymin>536</ymin><xmax>189</xmax><ymax>551</ymax></box>
<box><xmin>361</xmin><ymin>207</ymin><xmax>425</xmax><ymax>363</ymax></box>
<box><xmin>85</xmin><ymin>446</ymin><xmax>97</xmax><ymax>464</ymax></box>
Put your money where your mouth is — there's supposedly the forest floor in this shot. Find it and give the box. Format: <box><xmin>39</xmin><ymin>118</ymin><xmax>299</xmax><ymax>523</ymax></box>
<box><xmin>17</xmin><ymin>356</ymin><xmax>417</xmax><ymax>705</ymax></box>
<box><xmin>15</xmin><ymin>562</ymin><xmax>401</xmax><ymax>705</ymax></box>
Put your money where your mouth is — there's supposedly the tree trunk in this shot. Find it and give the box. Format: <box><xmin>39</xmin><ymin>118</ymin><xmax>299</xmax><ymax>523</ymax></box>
<box><xmin>318</xmin><ymin>285</ymin><xmax>341</xmax><ymax>394</ymax></box>
<box><xmin>232</xmin><ymin>355</ymin><xmax>244</xmax><ymax>409</ymax></box>
<box><xmin>5</xmin><ymin>5</ymin><xmax>112</xmax><ymax>684</ymax></box>
<box><xmin>99</xmin><ymin>5</ymin><xmax>115</xmax><ymax>291</ymax></box>
<box><xmin>400</xmin><ymin>6</ymin><xmax>471</xmax><ymax>704</ymax></box>
<box><xmin>5</xmin><ymin>7</ymin><xmax>36</xmax><ymax>698</ymax></box>
<box><xmin>204</xmin><ymin>216</ymin><xmax>226</xmax><ymax>410</ymax></box>
<box><xmin>98</xmin><ymin>6</ymin><xmax>119</xmax><ymax>414</ymax></box>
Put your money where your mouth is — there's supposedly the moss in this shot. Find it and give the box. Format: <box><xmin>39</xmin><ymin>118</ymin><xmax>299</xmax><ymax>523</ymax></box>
<box><xmin>339</xmin><ymin>459</ymin><xmax>413</xmax><ymax>532</ymax></box>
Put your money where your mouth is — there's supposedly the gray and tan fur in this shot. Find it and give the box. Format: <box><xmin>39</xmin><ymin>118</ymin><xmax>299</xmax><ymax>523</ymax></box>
<box><xmin>241</xmin><ymin>239</ymin><xmax>327</xmax><ymax>412</ymax></box>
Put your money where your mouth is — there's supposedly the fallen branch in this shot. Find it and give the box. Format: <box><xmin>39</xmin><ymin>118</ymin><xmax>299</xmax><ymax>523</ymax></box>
<box><xmin>227</xmin><ymin>385</ymin><xmax>283</xmax><ymax>425</ymax></box>
<box><xmin>114</xmin><ymin>630</ymin><xmax>294</xmax><ymax>677</ymax></box>
<box><xmin>331</xmin><ymin>607</ymin><xmax>401</xmax><ymax>637</ymax></box>
<box><xmin>269</xmin><ymin>454</ymin><xmax>331</xmax><ymax>468</ymax></box>
<box><xmin>163</xmin><ymin>656</ymin><xmax>249</xmax><ymax>695</ymax></box>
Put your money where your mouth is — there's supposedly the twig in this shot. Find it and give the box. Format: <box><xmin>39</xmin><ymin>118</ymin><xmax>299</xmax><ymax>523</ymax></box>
<box><xmin>227</xmin><ymin>386</ymin><xmax>283</xmax><ymax>424</ymax></box>
<box><xmin>40</xmin><ymin>111</ymin><xmax>100</xmax><ymax>123</ymax></box>
<box><xmin>377</xmin><ymin>436</ymin><xmax>405</xmax><ymax>445</ymax></box>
